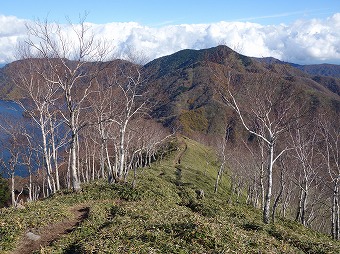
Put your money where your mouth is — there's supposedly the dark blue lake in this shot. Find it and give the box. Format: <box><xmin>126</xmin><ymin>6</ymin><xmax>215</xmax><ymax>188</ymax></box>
<box><xmin>0</xmin><ymin>100</ymin><xmax>23</xmax><ymax>118</ymax></box>
<box><xmin>0</xmin><ymin>100</ymin><xmax>29</xmax><ymax>177</ymax></box>
<box><xmin>0</xmin><ymin>100</ymin><xmax>67</xmax><ymax>178</ymax></box>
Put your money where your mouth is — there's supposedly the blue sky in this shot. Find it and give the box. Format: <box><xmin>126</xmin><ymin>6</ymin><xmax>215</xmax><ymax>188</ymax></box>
<box><xmin>0</xmin><ymin>1</ymin><xmax>340</xmax><ymax>64</ymax></box>
<box><xmin>2</xmin><ymin>0</ymin><xmax>338</xmax><ymax>26</ymax></box>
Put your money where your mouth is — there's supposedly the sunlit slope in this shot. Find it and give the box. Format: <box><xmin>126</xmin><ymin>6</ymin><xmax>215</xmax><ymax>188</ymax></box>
<box><xmin>1</xmin><ymin>137</ymin><xmax>339</xmax><ymax>253</ymax></box>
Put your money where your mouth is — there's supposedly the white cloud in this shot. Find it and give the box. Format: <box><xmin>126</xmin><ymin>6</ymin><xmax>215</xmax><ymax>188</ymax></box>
<box><xmin>0</xmin><ymin>15</ymin><xmax>27</xmax><ymax>62</ymax></box>
<box><xmin>0</xmin><ymin>13</ymin><xmax>340</xmax><ymax>64</ymax></box>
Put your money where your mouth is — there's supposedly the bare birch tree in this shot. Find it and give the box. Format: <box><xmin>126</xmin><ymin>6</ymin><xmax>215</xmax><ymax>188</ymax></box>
<box><xmin>218</xmin><ymin>70</ymin><xmax>299</xmax><ymax>224</ymax></box>
<box><xmin>20</xmin><ymin>16</ymin><xmax>113</xmax><ymax>191</ymax></box>
<box><xmin>109</xmin><ymin>63</ymin><xmax>148</xmax><ymax>182</ymax></box>
<box><xmin>8</xmin><ymin>59</ymin><xmax>62</xmax><ymax>195</ymax></box>
<box><xmin>0</xmin><ymin>122</ymin><xmax>25</xmax><ymax>207</ymax></box>
<box><xmin>289</xmin><ymin>119</ymin><xmax>321</xmax><ymax>226</ymax></box>
<box><xmin>318</xmin><ymin>111</ymin><xmax>340</xmax><ymax>239</ymax></box>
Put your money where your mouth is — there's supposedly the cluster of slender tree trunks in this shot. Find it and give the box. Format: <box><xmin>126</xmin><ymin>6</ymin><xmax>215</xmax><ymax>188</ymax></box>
<box><xmin>0</xmin><ymin>17</ymin><xmax>172</xmax><ymax>208</ymax></box>
<box><xmin>212</xmin><ymin>68</ymin><xmax>340</xmax><ymax>239</ymax></box>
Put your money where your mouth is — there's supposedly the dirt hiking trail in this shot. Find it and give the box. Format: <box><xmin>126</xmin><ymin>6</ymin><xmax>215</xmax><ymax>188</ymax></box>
<box><xmin>11</xmin><ymin>204</ymin><xmax>89</xmax><ymax>254</ymax></box>
<box><xmin>173</xmin><ymin>137</ymin><xmax>187</xmax><ymax>166</ymax></box>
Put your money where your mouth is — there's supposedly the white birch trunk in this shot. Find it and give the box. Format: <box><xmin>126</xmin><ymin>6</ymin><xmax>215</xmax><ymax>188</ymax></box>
<box><xmin>263</xmin><ymin>141</ymin><xmax>274</xmax><ymax>224</ymax></box>
<box><xmin>118</xmin><ymin>123</ymin><xmax>127</xmax><ymax>181</ymax></box>
<box><xmin>11</xmin><ymin>171</ymin><xmax>16</xmax><ymax>207</ymax></box>
<box><xmin>41</xmin><ymin>117</ymin><xmax>54</xmax><ymax>195</ymax></box>
<box><xmin>70</xmin><ymin>131</ymin><xmax>81</xmax><ymax>191</ymax></box>
<box><xmin>332</xmin><ymin>178</ymin><xmax>339</xmax><ymax>240</ymax></box>
<box><xmin>49</xmin><ymin>117</ymin><xmax>60</xmax><ymax>191</ymax></box>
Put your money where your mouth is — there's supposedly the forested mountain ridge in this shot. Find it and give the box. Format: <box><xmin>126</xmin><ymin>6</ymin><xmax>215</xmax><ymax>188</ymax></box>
<box><xmin>2</xmin><ymin>45</ymin><xmax>340</xmax><ymax>100</ymax></box>
<box><xmin>254</xmin><ymin>56</ymin><xmax>340</xmax><ymax>96</ymax></box>
<box><xmin>254</xmin><ymin>56</ymin><xmax>340</xmax><ymax>78</ymax></box>
<box><xmin>142</xmin><ymin>45</ymin><xmax>340</xmax><ymax>136</ymax></box>
<box><xmin>1</xmin><ymin>45</ymin><xmax>339</xmax><ymax>104</ymax></box>
<box><xmin>0</xmin><ymin>44</ymin><xmax>340</xmax><ymax>250</ymax></box>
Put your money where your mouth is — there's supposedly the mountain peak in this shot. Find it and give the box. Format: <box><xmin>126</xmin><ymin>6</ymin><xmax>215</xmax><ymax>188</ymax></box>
<box><xmin>144</xmin><ymin>45</ymin><xmax>256</xmax><ymax>77</ymax></box>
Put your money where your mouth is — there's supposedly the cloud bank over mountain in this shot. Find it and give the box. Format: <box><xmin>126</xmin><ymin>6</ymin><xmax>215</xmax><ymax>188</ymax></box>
<box><xmin>0</xmin><ymin>13</ymin><xmax>339</xmax><ymax>64</ymax></box>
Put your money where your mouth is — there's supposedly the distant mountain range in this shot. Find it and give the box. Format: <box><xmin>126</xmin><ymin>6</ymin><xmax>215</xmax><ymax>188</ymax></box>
<box><xmin>251</xmin><ymin>56</ymin><xmax>340</xmax><ymax>96</ymax></box>
<box><xmin>1</xmin><ymin>46</ymin><xmax>339</xmax><ymax>137</ymax></box>
<box><xmin>254</xmin><ymin>56</ymin><xmax>340</xmax><ymax>78</ymax></box>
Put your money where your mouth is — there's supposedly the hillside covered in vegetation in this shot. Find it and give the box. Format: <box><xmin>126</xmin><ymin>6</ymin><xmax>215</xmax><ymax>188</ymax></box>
<box><xmin>1</xmin><ymin>137</ymin><xmax>340</xmax><ymax>253</ymax></box>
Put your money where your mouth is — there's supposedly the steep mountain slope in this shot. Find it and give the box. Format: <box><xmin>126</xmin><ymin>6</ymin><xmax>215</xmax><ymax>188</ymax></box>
<box><xmin>144</xmin><ymin>46</ymin><xmax>340</xmax><ymax>137</ymax></box>
<box><xmin>143</xmin><ymin>46</ymin><xmax>267</xmax><ymax>135</ymax></box>
<box><xmin>1</xmin><ymin>137</ymin><xmax>339</xmax><ymax>253</ymax></box>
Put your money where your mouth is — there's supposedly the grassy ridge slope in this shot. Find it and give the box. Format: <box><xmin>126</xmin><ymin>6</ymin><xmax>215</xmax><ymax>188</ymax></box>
<box><xmin>1</xmin><ymin>137</ymin><xmax>339</xmax><ymax>253</ymax></box>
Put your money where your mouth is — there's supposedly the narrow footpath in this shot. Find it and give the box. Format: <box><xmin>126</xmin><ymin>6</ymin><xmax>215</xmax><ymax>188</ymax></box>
<box><xmin>11</xmin><ymin>204</ymin><xmax>89</xmax><ymax>254</ymax></box>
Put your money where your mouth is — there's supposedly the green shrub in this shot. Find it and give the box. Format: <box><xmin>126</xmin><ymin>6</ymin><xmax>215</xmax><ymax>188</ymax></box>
<box><xmin>109</xmin><ymin>205</ymin><xmax>126</xmax><ymax>218</ymax></box>
<box><xmin>179</xmin><ymin>107</ymin><xmax>209</xmax><ymax>133</ymax></box>
<box><xmin>242</xmin><ymin>221</ymin><xmax>263</xmax><ymax>231</ymax></box>
<box><xmin>112</xmin><ymin>184</ymin><xmax>143</xmax><ymax>201</ymax></box>
<box><xmin>0</xmin><ymin>175</ymin><xmax>10</xmax><ymax>208</ymax></box>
